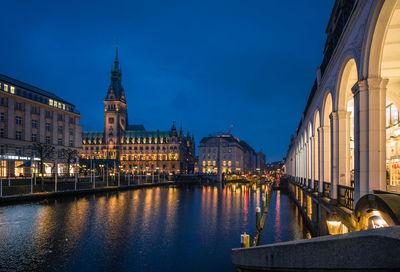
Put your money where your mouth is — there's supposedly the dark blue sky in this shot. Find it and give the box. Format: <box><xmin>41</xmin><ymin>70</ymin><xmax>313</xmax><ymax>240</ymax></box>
<box><xmin>1</xmin><ymin>0</ymin><xmax>334</xmax><ymax>161</ymax></box>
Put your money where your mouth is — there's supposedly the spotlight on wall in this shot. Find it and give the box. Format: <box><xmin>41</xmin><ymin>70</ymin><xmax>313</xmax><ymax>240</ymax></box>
<box><xmin>326</xmin><ymin>212</ymin><xmax>343</xmax><ymax>235</ymax></box>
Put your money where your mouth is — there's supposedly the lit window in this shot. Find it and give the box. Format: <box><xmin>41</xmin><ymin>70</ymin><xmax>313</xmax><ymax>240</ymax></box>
<box><xmin>10</xmin><ymin>86</ymin><xmax>15</xmax><ymax>94</ymax></box>
<box><xmin>49</xmin><ymin>99</ymin><xmax>53</xmax><ymax>106</ymax></box>
<box><xmin>4</xmin><ymin>84</ymin><xmax>8</xmax><ymax>92</ymax></box>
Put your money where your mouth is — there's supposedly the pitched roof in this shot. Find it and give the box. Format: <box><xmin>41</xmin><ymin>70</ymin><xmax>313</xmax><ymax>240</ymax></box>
<box><xmin>126</xmin><ymin>124</ymin><xmax>146</xmax><ymax>131</ymax></box>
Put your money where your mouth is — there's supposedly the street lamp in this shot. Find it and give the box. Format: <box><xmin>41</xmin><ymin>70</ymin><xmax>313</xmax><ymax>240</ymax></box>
<box><xmin>326</xmin><ymin>212</ymin><xmax>343</xmax><ymax>235</ymax></box>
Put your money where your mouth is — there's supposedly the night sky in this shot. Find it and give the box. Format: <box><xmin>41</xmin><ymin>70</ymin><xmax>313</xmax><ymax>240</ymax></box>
<box><xmin>1</xmin><ymin>0</ymin><xmax>334</xmax><ymax>161</ymax></box>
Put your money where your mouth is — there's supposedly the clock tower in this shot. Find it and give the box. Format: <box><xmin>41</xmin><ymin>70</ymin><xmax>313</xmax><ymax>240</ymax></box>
<box><xmin>104</xmin><ymin>45</ymin><xmax>127</xmax><ymax>159</ymax></box>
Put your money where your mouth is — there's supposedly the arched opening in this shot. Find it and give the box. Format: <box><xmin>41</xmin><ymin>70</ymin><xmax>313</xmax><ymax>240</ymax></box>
<box><xmin>383</xmin><ymin>2</ymin><xmax>400</xmax><ymax>193</ymax></box>
<box><xmin>368</xmin><ymin>0</ymin><xmax>400</xmax><ymax>193</ymax></box>
<box><xmin>322</xmin><ymin>92</ymin><xmax>333</xmax><ymax>184</ymax></box>
<box><xmin>314</xmin><ymin>110</ymin><xmax>320</xmax><ymax>187</ymax></box>
<box><xmin>337</xmin><ymin>58</ymin><xmax>358</xmax><ymax>187</ymax></box>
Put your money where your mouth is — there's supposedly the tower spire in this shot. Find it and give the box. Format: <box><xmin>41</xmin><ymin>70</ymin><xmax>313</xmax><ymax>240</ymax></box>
<box><xmin>114</xmin><ymin>37</ymin><xmax>119</xmax><ymax>71</ymax></box>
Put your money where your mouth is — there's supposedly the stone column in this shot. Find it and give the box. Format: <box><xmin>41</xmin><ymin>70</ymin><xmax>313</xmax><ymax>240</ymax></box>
<box><xmin>336</xmin><ymin>111</ymin><xmax>351</xmax><ymax>186</ymax></box>
<box><xmin>352</xmin><ymin>78</ymin><xmax>387</xmax><ymax>204</ymax></box>
<box><xmin>318</xmin><ymin>126</ymin><xmax>324</xmax><ymax>193</ymax></box>
<box><xmin>24</xmin><ymin>103</ymin><xmax>31</xmax><ymax>141</ymax></box>
<box><xmin>310</xmin><ymin>135</ymin><xmax>315</xmax><ymax>189</ymax></box>
<box><xmin>39</xmin><ymin>107</ymin><xmax>45</xmax><ymax>143</ymax></box>
<box><xmin>7</xmin><ymin>97</ymin><xmax>15</xmax><ymax>139</ymax></box>
<box><xmin>330</xmin><ymin>112</ymin><xmax>338</xmax><ymax>199</ymax></box>
<box><xmin>368</xmin><ymin>78</ymin><xmax>387</xmax><ymax>193</ymax></box>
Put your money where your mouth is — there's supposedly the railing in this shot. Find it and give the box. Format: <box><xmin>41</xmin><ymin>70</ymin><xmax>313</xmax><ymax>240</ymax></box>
<box><xmin>322</xmin><ymin>182</ymin><xmax>331</xmax><ymax>198</ymax></box>
<box><xmin>0</xmin><ymin>174</ymin><xmax>172</xmax><ymax>198</ymax></box>
<box><xmin>337</xmin><ymin>184</ymin><xmax>354</xmax><ymax>210</ymax></box>
<box><xmin>313</xmin><ymin>180</ymin><xmax>319</xmax><ymax>192</ymax></box>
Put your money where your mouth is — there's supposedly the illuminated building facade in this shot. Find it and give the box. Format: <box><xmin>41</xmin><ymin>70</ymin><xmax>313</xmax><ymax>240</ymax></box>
<box><xmin>0</xmin><ymin>74</ymin><xmax>82</xmax><ymax>177</ymax></box>
<box><xmin>198</xmin><ymin>134</ymin><xmax>258</xmax><ymax>174</ymax></box>
<box><xmin>81</xmin><ymin>48</ymin><xmax>196</xmax><ymax>174</ymax></box>
<box><xmin>285</xmin><ymin>0</ymin><xmax>400</xmax><ymax>235</ymax></box>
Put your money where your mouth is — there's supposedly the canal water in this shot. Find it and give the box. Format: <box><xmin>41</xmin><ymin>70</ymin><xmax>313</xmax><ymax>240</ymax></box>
<box><xmin>0</xmin><ymin>184</ymin><xmax>309</xmax><ymax>272</ymax></box>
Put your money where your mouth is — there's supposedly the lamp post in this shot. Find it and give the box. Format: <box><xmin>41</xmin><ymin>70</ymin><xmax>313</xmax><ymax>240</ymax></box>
<box><xmin>118</xmin><ymin>165</ymin><xmax>122</xmax><ymax>187</ymax></box>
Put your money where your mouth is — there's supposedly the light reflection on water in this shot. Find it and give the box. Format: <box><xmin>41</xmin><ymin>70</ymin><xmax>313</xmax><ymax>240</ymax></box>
<box><xmin>0</xmin><ymin>185</ymin><xmax>308</xmax><ymax>272</ymax></box>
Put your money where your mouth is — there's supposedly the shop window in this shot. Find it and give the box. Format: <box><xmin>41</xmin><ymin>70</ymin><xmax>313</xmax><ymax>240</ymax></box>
<box><xmin>0</xmin><ymin>160</ymin><xmax>6</xmax><ymax>177</ymax></box>
<box><xmin>14</xmin><ymin>161</ymin><xmax>24</xmax><ymax>176</ymax></box>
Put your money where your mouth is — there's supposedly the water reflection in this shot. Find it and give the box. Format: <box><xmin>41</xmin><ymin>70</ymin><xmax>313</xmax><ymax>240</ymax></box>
<box><xmin>0</xmin><ymin>185</ymin><xmax>309</xmax><ymax>272</ymax></box>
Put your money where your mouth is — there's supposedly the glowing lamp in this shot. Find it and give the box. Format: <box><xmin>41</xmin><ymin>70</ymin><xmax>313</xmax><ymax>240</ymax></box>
<box><xmin>326</xmin><ymin>213</ymin><xmax>343</xmax><ymax>235</ymax></box>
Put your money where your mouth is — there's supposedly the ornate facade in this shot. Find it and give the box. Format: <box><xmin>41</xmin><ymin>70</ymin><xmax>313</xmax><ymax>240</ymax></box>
<box><xmin>81</xmin><ymin>48</ymin><xmax>196</xmax><ymax>174</ymax></box>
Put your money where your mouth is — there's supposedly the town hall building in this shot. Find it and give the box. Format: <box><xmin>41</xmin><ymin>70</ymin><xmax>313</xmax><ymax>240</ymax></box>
<box><xmin>81</xmin><ymin>47</ymin><xmax>196</xmax><ymax>175</ymax></box>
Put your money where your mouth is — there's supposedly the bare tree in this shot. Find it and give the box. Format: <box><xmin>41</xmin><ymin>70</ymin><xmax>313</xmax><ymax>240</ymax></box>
<box><xmin>59</xmin><ymin>148</ymin><xmax>79</xmax><ymax>176</ymax></box>
<box><xmin>31</xmin><ymin>142</ymin><xmax>54</xmax><ymax>182</ymax></box>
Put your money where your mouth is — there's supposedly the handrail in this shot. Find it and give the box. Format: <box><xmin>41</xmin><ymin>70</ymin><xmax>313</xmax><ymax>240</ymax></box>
<box><xmin>322</xmin><ymin>182</ymin><xmax>331</xmax><ymax>198</ymax></box>
<box><xmin>337</xmin><ymin>184</ymin><xmax>354</xmax><ymax>210</ymax></box>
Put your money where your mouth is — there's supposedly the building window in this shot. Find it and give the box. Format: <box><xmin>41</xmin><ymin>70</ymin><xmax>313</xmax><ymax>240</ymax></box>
<box><xmin>0</xmin><ymin>97</ymin><xmax>7</xmax><ymax>106</ymax></box>
<box><xmin>69</xmin><ymin>140</ymin><xmax>73</xmax><ymax>147</ymax></box>
<box><xmin>16</xmin><ymin>147</ymin><xmax>22</xmax><ymax>155</ymax></box>
<box><xmin>16</xmin><ymin>131</ymin><xmax>22</xmax><ymax>140</ymax></box>
<box><xmin>46</xmin><ymin>123</ymin><xmax>51</xmax><ymax>131</ymax></box>
<box><xmin>32</xmin><ymin>134</ymin><xmax>37</xmax><ymax>142</ymax></box>
<box><xmin>69</xmin><ymin>128</ymin><xmax>74</xmax><ymax>136</ymax></box>
<box><xmin>58</xmin><ymin>126</ymin><xmax>63</xmax><ymax>134</ymax></box>
<box><xmin>45</xmin><ymin>111</ymin><xmax>52</xmax><ymax>118</ymax></box>
<box><xmin>3</xmin><ymin>84</ymin><xmax>8</xmax><ymax>92</ymax></box>
<box><xmin>0</xmin><ymin>128</ymin><xmax>4</xmax><ymax>138</ymax></box>
<box><xmin>32</xmin><ymin>120</ymin><xmax>38</xmax><ymax>128</ymax></box>
<box><xmin>58</xmin><ymin>138</ymin><xmax>63</xmax><ymax>146</ymax></box>
<box><xmin>15</xmin><ymin>116</ymin><xmax>22</xmax><ymax>125</ymax></box>
<box><xmin>10</xmin><ymin>86</ymin><xmax>15</xmax><ymax>94</ymax></box>
<box><xmin>109</xmin><ymin>117</ymin><xmax>114</xmax><ymax>124</ymax></box>
<box><xmin>0</xmin><ymin>112</ymin><xmax>4</xmax><ymax>122</ymax></box>
<box><xmin>31</xmin><ymin>106</ymin><xmax>40</xmax><ymax>115</ymax></box>
<box><xmin>69</xmin><ymin>117</ymin><xmax>75</xmax><ymax>124</ymax></box>
<box><xmin>0</xmin><ymin>145</ymin><xmax>4</xmax><ymax>155</ymax></box>
<box><xmin>15</xmin><ymin>102</ymin><xmax>23</xmax><ymax>111</ymax></box>
<box><xmin>46</xmin><ymin>136</ymin><xmax>51</xmax><ymax>144</ymax></box>
<box><xmin>57</xmin><ymin>114</ymin><xmax>63</xmax><ymax>121</ymax></box>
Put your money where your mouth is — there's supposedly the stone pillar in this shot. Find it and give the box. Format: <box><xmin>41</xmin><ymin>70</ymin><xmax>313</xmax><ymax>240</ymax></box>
<box><xmin>7</xmin><ymin>97</ymin><xmax>15</xmax><ymax>139</ymax></box>
<box><xmin>330</xmin><ymin>112</ymin><xmax>338</xmax><ymax>199</ymax></box>
<box><xmin>352</xmin><ymin>78</ymin><xmax>387</xmax><ymax>204</ymax></box>
<box><xmin>311</xmin><ymin>135</ymin><xmax>315</xmax><ymax>189</ymax></box>
<box><xmin>368</xmin><ymin>78</ymin><xmax>387</xmax><ymax>193</ymax></box>
<box><xmin>318</xmin><ymin>126</ymin><xmax>324</xmax><ymax>193</ymax></box>
<box><xmin>305</xmin><ymin>141</ymin><xmax>309</xmax><ymax>185</ymax></box>
<box><xmin>336</xmin><ymin>111</ymin><xmax>351</xmax><ymax>186</ymax></box>
<box><xmin>39</xmin><ymin>107</ymin><xmax>45</xmax><ymax>143</ymax></box>
<box><xmin>24</xmin><ymin>103</ymin><xmax>31</xmax><ymax>141</ymax></box>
